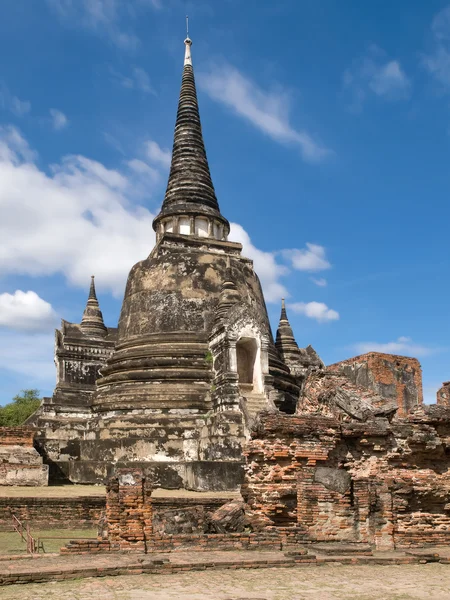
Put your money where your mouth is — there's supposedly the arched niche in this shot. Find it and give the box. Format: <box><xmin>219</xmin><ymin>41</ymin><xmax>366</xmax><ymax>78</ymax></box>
<box><xmin>236</xmin><ymin>336</ymin><xmax>263</xmax><ymax>393</ymax></box>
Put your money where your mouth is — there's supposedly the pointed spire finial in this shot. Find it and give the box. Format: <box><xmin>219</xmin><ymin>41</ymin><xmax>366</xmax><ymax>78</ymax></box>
<box><xmin>280</xmin><ymin>297</ymin><xmax>288</xmax><ymax>320</ymax></box>
<box><xmin>152</xmin><ymin>19</ymin><xmax>230</xmax><ymax>239</ymax></box>
<box><xmin>88</xmin><ymin>275</ymin><xmax>97</xmax><ymax>300</ymax></box>
<box><xmin>184</xmin><ymin>15</ymin><xmax>192</xmax><ymax>65</ymax></box>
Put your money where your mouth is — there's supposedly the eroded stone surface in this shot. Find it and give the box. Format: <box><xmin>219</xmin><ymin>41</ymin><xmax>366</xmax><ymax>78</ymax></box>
<box><xmin>0</xmin><ymin>428</ymin><xmax>48</xmax><ymax>486</ymax></box>
<box><xmin>327</xmin><ymin>353</ymin><xmax>423</xmax><ymax>416</ymax></box>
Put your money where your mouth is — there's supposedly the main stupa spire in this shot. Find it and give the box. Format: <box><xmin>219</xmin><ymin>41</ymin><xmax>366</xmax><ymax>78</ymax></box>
<box><xmin>153</xmin><ymin>28</ymin><xmax>229</xmax><ymax>241</ymax></box>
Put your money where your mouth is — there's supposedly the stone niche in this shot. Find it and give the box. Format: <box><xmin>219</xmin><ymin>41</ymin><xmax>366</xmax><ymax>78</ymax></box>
<box><xmin>236</xmin><ymin>337</ymin><xmax>263</xmax><ymax>393</ymax></box>
<box><xmin>208</xmin><ymin>299</ymin><xmax>278</xmax><ymax>420</ymax></box>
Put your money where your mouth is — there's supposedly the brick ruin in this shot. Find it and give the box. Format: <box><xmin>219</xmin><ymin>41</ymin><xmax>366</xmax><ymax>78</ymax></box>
<box><xmin>243</xmin><ymin>407</ymin><xmax>450</xmax><ymax>550</ymax></box>
<box><xmin>63</xmin><ymin>396</ymin><xmax>450</xmax><ymax>554</ymax></box>
<box><xmin>2</xmin><ymin>33</ymin><xmax>448</xmax><ymax>554</ymax></box>
<box><xmin>327</xmin><ymin>353</ymin><xmax>423</xmax><ymax>416</ymax></box>
<box><xmin>437</xmin><ymin>381</ymin><xmax>450</xmax><ymax>406</ymax></box>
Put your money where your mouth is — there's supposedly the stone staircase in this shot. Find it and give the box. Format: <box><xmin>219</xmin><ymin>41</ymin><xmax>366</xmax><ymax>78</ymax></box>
<box><xmin>239</xmin><ymin>385</ymin><xmax>268</xmax><ymax>417</ymax></box>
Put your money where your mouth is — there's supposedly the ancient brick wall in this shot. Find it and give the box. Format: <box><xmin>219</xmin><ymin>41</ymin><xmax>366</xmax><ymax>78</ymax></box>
<box><xmin>62</xmin><ymin>467</ymin><xmax>305</xmax><ymax>554</ymax></box>
<box><xmin>0</xmin><ymin>493</ymin><xmax>234</xmax><ymax>535</ymax></box>
<box><xmin>0</xmin><ymin>427</ymin><xmax>35</xmax><ymax>446</ymax></box>
<box><xmin>62</xmin><ymin>528</ymin><xmax>305</xmax><ymax>554</ymax></box>
<box><xmin>105</xmin><ymin>469</ymin><xmax>153</xmax><ymax>552</ymax></box>
<box><xmin>0</xmin><ymin>496</ymin><xmax>105</xmax><ymax>531</ymax></box>
<box><xmin>244</xmin><ymin>409</ymin><xmax>450</xmax><ymax>550</ymax></box>
<box><xmin>327</xmin><ymin>353</ymin><xmax>423</xmax><ymax>416</ymax></box>
<box><xmin>296</xmin><ymin>466</ymin><xmax>356</xmax><ymax>542</ymax></box>
<box><xmin>63</xmin><ymin>404</ymin><xmax>450</xmax><ymax>554</ymax></box>
<box><xmin>242</xmin><ymin>415</ymin><xmax>340</xmax><ymax>528</ymax></box>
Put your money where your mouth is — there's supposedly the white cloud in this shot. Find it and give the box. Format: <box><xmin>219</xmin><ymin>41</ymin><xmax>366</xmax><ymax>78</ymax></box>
<box><xmin>343</xmin><ymin>47</ymin><xmax>410</xmax><ymax>111</ymax></box>
<box><xmin>145</xmin><ymin>140</ymin><xmax>171</xmax><ymax>168</ymax></box>
<box><xmin>289</xmin><ymin>301</ymin><xmax>339</xmax><ymax>323</ymax></box>
<box><xmin>132</xmin><ymin>67</ymin><xmax>153</xmax><ymax>94</ymax></box>
<box><xmin>230</xmin><ymin>223</ymin><xmax>289</xmax><ymax>303</ymax></box>
<box><xmin>0</xmin><ymin>84</ymin><xmax>31</xmax><ymax>117</ymax></box>
<box><xmin>311</xmin><ymin>277</ymin><xmax>327</xmax><ymax>287</ymax></box>
<box><xmin>352</xmin><ymin>336</ymin><xmax>435</xmax><ymax>358</ymax></box>
<box><xmin>143</xmin><ymin>0</ymin><xmax>161</xmax><ymax>8</ymax></box>
<box><xmin>0</xmin><ymin>126</ymin><xmax>157</xmax><ymax>296</ymax></box>
<box><xmin>0</xmin><ymin>291</ymin><xmax>58</xmax><ymax>332</ymax></box>
<box><xmin>110</xmin><ymin>66</ymin><xmax>155</xmax><ymax>94</ymax></box>
<box><xmin>369</xmin><ymin>61</ymin><xmax>410</xmax><ymax>97</ymax></box>
<box><xmin>50</xmin><ymin>108</ymin><xmax>69</xmax><ymax>131</ymax></box>
<box><xmin>282</xmin><ymin>243</ymin><xmax>331</xmax><ymax>272</ymax></box>
<box><xmin>127</xmin><ymin>158</ymin><xmax>159</xmax><ymax>178</ymax></box>
<box><xmin>0</xmin><ymin>125</ymin><xmax>299</xmax><ymax>306</ymax></box>
<box><xmin>198</xmin><ymin>63</ymin><xmax>330</xmax><ymax>162</ymax></box>
<box><xmin>423</xmin><ymin>6</ymin><xmax>450</xmax><ymax>89</ymax></box>
<box><xmin>47</xmin><ymin>0</ymin><xmax>139</xmax><ymax>50</ymax></box>
<box><xmin>0</xmin><ymin>125</ymin><xmax>37</xmax><ymax>163</ymax></box>
<box><xmin>47</xmin><ymin>0</ymin><xmax>162</xmax><ymax>50</ymax></box>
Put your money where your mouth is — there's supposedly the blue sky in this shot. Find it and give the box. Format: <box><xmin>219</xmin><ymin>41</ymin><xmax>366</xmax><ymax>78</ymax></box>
<box><xmin>0</xmin><ymin>0</ymin><xmax>449</xmax><ymax>404</ymax></box>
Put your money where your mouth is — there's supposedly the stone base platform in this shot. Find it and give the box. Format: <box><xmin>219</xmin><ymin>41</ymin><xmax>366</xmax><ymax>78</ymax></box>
<box><xmin>1</xmin><ymin>547</ymin><xmax>450</xmax><ymax>587</ymax></box>
<box><xmin>0</xmin><ymin>428</ymin><xmax>48</xmax><ymax>487</ymax></box>
<box><xmin>49</xmin><ymin>459</ymin><xmax>244</xmax><ymax>491</ymax></box>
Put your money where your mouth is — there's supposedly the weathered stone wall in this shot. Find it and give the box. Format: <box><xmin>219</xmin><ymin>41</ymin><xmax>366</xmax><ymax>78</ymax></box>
<box><xmin>327</xmin><ymin>353</ymin><xmax>423</xmax><ymax>416</ymax></box>
<box><xmin>0</xmin><ymin>427</ymin><xmax>48</xmax><ymax>486</ymax></box>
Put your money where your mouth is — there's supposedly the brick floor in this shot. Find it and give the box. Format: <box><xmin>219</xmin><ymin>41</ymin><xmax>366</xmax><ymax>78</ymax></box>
<box><xmin>1</xmin><ymin>563</ymin><xmax>450</xmax><ymax>599</ymax></box>
<box><xmin>0</xmin><ymin>547</ymin><xmax>449</xmax><ymax>588</ymax></box>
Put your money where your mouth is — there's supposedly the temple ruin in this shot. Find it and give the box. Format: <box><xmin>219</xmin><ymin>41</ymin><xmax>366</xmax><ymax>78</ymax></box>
<box><xmin>7</xmin><ymin>32</ymin><xmax>450</xmax><ymax>551</ymax></box>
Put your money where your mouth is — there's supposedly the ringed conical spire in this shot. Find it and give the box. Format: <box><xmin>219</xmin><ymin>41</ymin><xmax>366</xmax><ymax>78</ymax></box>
<box><xmin>80</xmin><ymin>276</ymin><xmax>108</xmax><ymax>338</ymax></box>
<box><xmin>275</xmin><ymin>299</ymin><xmax>300</xmax><ymax>356</ymax></box>
<box><xmin>153</xmin><ymin>31</ymin><xmax>229</xmax><ymax>240</ymax></box>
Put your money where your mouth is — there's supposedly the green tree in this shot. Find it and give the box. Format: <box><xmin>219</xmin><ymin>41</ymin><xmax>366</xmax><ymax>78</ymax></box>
<box><xmin>0</xmin><ymin>389</ymin><xmax>42</xmax><ymax>427</ymax></box>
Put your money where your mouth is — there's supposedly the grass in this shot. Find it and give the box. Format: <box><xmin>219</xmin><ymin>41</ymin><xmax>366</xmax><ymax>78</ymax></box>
<box><xmin>0</xmin><ymin>485</ymin><xmax>106</xmax><ymax>498</ymax></box>
<box><xmin>0</xmin><ymin>527</ymin><xmax>97</xmax><ymax>554</ymax></box>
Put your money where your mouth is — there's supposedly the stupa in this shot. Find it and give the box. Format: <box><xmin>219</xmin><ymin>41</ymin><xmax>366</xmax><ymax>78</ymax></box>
<box><xmin>30</xmin><ymin>33</ymin><xmax>310</xmax><ymax>490</ymax></box>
